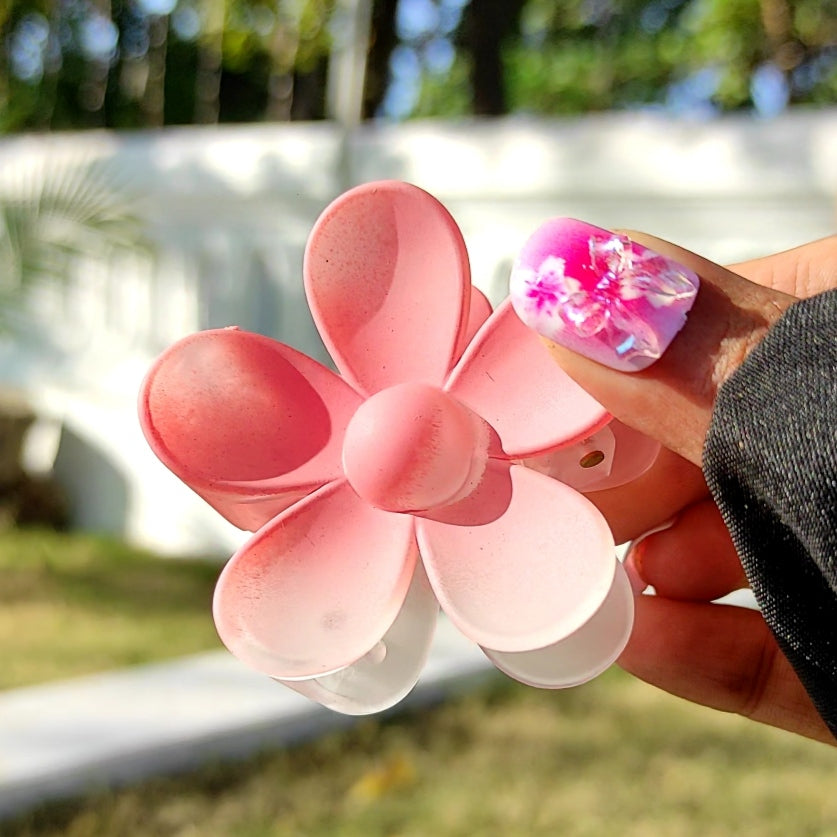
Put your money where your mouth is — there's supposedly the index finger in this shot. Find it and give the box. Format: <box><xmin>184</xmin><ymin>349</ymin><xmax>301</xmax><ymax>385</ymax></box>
<box><xmin>513</xmin><ymin>228</ymin><xmax>798</xmax><ymax>466</ymax></box>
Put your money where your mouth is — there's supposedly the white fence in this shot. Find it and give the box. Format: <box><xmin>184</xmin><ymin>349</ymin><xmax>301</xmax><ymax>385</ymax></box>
<box><xmin>1</xmin><ymin>110</ymin><xmax>835</xmax><ymax>556</ymax></box>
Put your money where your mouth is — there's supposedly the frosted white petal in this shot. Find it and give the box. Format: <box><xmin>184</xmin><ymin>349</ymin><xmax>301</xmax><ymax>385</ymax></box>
<box><xmin>482</xmin><ymin>561</ymin><xmax>633</xmax><ymax>688</ymax></box>
<box><xmin>277</xmin><ymin>562</ymin><xmax>439</xmax><ymax>715</ymax></box>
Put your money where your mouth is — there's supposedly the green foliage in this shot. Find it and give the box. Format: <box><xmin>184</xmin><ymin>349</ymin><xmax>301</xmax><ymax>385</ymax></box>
<box><xmin>0</xmin><ymin>0</ymin><xmax>835</xmax><ymax>129</ymax></box>
<box><xmin>497</xmin><ymin>0</ymin><xmax>837</xmax><ymax>116</ymax></box>
<box><xmin>506</xmin><ymin>37</ymin><xmax>675</xmax><ymax>114</ymax></box>
<box><xmin>0</xmin><ymin>0</ymin><xmax>335</xmax><ymax>132</ymax></box>
<box><xmin>0</xmin><ymin>158</ymin><xmax>146</xmax><ymax>331</ymax></box>
<box><xmin>413</xmin><ymin>52</ymin><xmax>473</xmax><ymax>117</ymax></box>
<box><xmin>418</xmin><ymin>0</ymin><xmax>837</xmax><ymax>118</ymax></box>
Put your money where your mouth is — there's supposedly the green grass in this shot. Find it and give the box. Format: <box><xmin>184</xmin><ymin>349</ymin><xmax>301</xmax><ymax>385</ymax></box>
<box><xmin>0</xmin><ymin>528</ymin><xmax>222</xmax><ymax>689</ymax></box>
<box><xmin>4</xmin><ymin>529</ymin><xmax>837</xmax><ymax>836</ymax></box>
<box><xmin>7</xmin><ymin>671</ymin><xmax>837</xmax><ymax>836</ymax></box>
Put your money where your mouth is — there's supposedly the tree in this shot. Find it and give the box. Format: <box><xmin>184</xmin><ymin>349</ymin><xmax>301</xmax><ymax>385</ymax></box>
<box><xmin>1</xmin><ymin>0</ymin><xmax>835</xmax><ymax>133</ymax></box>
<box><xmin>458</xmin><ymin>0</ymin><xmax>525</xmax><ymax>115</ymax></box>
<box><xmin>0</xmin><ymin>0</ymin><xmax>336</xmax><ymax>132</ymax></box>
<box><xmin>461</xmin><ymin>0</ymin><xmax>837</xmax><ymax>116</ymax></box>
<box><xmin>362</xmin><ymin>0</ymin><xmax>397</xmax><ymax>118</ymax></box>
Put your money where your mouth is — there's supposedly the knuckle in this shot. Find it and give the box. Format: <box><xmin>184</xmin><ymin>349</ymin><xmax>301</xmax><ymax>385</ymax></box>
<box><xmin>709</xmin><ymin>309</ymin><xmax>774</xmax><ymax>395</ymax></box>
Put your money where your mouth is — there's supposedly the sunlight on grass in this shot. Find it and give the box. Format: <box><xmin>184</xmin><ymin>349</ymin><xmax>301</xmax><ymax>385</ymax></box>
<box><xmin>9</xmin><ymin>671</ymin><xmax>837</xmax><ymax>836</ymax></box>
<box><xmin>3</xmin><ymin>529</ymin><xmax>837</xmax><ymax>836</ymax></box>
<box><xmin>0</xmin><ymin>528</ymin><xmax>221</xmax><ymax>688</ymax></box>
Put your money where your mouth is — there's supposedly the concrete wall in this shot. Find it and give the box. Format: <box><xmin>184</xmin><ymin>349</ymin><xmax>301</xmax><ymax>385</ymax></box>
<box><xmin>1</xmin><ymin>110</ymin><xmax>835</xmax><ymax>556</ymax></box>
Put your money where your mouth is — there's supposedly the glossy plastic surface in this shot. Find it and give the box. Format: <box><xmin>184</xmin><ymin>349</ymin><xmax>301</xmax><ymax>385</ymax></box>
<box><xmin>523</xmin><ymin>420</ymin><xmax>660</xmax><ymax>492</ymax></box>
<box><xmin>304</xmin><ymin>181</ymin><xmax>470</xmax><ymax>396</ymax></box>
<box><xmin>139</xmin><ymin>328</ymin><xmax>361</xmax><ymax>531</ymax></box>
<box><xmin>416</xmin><ymin>463</ymin><xmax>618</xmax><ymax>653</ymax></box>
<box><xmin>482</xmin><ymin>560</ymin><xmax>634</xmax><ymax>687</ymax></box>
<box><xmin>139</xmin><ymin>181</ymin><xmax>654</xmax><ymax>715</ymax></box>
<box><xmin>447</xmin><ymin>299</ymin><xmax>610</xmax><ymax>458</ymax></box>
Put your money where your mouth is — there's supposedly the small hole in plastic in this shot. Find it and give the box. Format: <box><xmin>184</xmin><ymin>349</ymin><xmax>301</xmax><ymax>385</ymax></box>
<box><xmin>579</xmin><ymin>450</ymin><xmax>605</xmax><ymax>469</ymax></box>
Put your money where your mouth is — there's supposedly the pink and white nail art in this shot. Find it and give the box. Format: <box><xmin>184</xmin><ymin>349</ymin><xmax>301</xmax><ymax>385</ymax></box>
<box><xmin>510</xmin><ymin>219</ymin><xmax>700</xmax><ymax>372</ymax></box>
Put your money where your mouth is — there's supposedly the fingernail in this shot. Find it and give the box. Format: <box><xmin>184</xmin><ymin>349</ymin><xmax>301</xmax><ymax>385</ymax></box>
<box><xmin>623</xmin><ymin>555</ymin><xmax>648</xmax><ymax>596</ymax></box>
<box><xmin>623</xmin><ymin>519</ymin><xmax>675</xmax><ymax>594</ymax></box>
<box><xmin>510</xmin><ymin>219</ymin><xmax>699</xmax><ymax>372</ymax></box>
<box><xmin>623</xmin><ymin>538</ymin><xmax>649</xmax><ymax>595</ymax></box>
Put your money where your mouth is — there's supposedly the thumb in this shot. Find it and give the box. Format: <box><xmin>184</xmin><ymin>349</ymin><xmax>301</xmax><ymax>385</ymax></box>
<box><xmin>509</xmin><ymin>220</ymin><xmax>797</xmax><ymax>466</ymax></box>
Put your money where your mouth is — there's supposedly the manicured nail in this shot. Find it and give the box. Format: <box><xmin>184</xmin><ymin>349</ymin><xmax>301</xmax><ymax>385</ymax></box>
<box><xmin>623</xmin><ymin>555</ymin><xmax>648</xmax><ymax>596</ymax></box>
<box><xmin>510</xmin><ymin>219</ymin><xmax>699</xmax><ymax>372</ymax></box>
<box><xmin>623</xmin><ymin>519</ymin><xmax>675</xmax><ymax>594</ymax></box>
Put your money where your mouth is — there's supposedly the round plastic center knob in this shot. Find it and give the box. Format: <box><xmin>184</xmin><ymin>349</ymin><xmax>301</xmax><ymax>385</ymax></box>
<box><xmin>342</xmin><ymin>383</ymin><xmax>489</xmax><ymax>513</ymax></box>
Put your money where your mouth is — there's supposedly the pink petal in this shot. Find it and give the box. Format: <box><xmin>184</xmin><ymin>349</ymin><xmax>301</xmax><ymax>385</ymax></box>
<box><xmin>445</xmin><ymin>299</ymin><xmax>610</xmax><ymax>458</ymax></box>
<box><xmin>304</xmin><ymin>181</ymin><xmax>470</xmax><ymax>396</ymax></box>
<box><xmin>139</xmin><ymin>328</ymin><xmax>362</xmax><ymax>531</ymax></box>
<box><xmin>482</xmin><ymin>560</ymin><xmax>633</xmax><ymax>687</ymax></box>
<box><xmin>277</xmin><ymin>562</ymin><xmax>439</xmax><ymax>715</ymax></box>
<box><xmin>453</xmin><ymin>285</ymin><xmax>492</xmax><ymax>361</ymax></box>
<box><xmin>416</xmin><ymin>462</ymin><xmax>618</xmax><ymax>653</ymax></box>
<box><xmin>213</xmin><ymin>480</ymin><xmax>418</xmax><ymax>679</ymax></box>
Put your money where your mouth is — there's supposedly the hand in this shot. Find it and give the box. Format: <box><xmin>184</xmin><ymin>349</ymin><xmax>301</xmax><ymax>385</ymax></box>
<box><xmin>545</xmin><ymin>233</ymin><xmax>837</xmax><ymax>745</ymax></box>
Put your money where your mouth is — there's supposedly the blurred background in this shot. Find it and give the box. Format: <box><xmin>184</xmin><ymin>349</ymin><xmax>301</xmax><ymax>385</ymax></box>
<box><xmin>0</xmin><ymin>0</ymin><xmax>835</xmax><ymax>556</ymax></box>
<box><xmin>3</xmin><ymin>0</ymin><xmax>836</xmax><ymax>127</ymax></box>
<box><xmin>1</xmin><ymin>2</ymin><xmax>837</xmax><ymax>834</ymax></box>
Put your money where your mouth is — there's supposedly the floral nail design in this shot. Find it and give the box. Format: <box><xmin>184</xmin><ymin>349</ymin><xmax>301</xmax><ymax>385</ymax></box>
<box><xmin>510</xmin><ymin>220</ymin><xmax>700</xmax><ymax>372</ymax></box>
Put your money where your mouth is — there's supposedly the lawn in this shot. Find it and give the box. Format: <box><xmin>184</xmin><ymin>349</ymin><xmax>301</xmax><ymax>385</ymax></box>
<box><xmin>0</xmin><ymin>528</ymin><xmax>221</xmax><ymax>689</ymax></box>
<box><xmin>3</xmin><ymin>529</ymin><xmax>837</xmax><ymax>836</ymax></box>
<box><xmin>7</xmin><ymin>670</ymin><xmax>837</xmax><ymax>837</ymax></box>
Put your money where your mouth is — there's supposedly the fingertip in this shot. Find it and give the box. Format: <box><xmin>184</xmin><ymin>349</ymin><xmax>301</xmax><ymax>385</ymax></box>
<box><xmin>626</xmin><ymin>501</ymin><xmax>748</xmax><ymax>602</ymax></box>
<box><xmin>512</xmin><ymin>225</ymin><xmax>794</xmax><ymax>467</ymax></box>
<box><xmin>623</xmin><ymin>518</ymin><xmax>674</xmax><ymax>594</ymax></box>
<box><xmin>623</xmin><ymin>551</ymin><xmax>648</xmax><ymax>596</ymax></box>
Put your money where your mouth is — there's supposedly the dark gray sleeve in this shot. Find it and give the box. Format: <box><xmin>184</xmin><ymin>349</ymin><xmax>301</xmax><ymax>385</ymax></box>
<box><xmin>703</xmin><ymin>288</ymin><xmax>837</xmax><ymax>736</ymax></box>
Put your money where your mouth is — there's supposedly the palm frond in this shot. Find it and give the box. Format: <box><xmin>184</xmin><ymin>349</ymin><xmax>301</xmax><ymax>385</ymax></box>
<box><xmin>0</xmin><ymin>154</ymin><xmax>148</xmax><ymax>331</ymax></box>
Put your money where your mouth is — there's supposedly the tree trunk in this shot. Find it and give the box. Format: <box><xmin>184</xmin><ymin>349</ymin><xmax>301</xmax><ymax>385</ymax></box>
<box><xmin>326</xmin><ymin>0</ymin><xmax>372</xmax><ymax>126</ymax></box>
<box><xmin>194</xmin><ymin>0</ymin><xmax>224</xmax><ymax>124</ymax></box>
<box><xmin>362</xmin><ymin>0</ymin><xmax>398</xmax><ymax>119</ymax></box>
<box><xmin>80</xmin><ymin>0</ymin><xmax>114</xmax><ymax>122</ymax></box>
<box><xmin>142</xmin><ymin>14</ymin><xmax>169</xmax><ymax>127</ymax></box>
<box><xmin>291</xmin><ymin>58</ymin><xmax>329</xmax><ymax>120</ymax></box>
<box><xmin>265</xmin><ymin>10</ymin><xmax>301</xmax><ymax>122</ymax></box>
<box><xmin>461</xmin><ymin>0</ymin><xmax>525</xmax><ymax>116</ymax></box>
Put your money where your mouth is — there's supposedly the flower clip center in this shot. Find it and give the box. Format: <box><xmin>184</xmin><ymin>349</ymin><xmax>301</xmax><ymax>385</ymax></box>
<box><xmin>342</xmin><ymin>383</ymin><xmax>490</xmax><ymax>514</ymax></box>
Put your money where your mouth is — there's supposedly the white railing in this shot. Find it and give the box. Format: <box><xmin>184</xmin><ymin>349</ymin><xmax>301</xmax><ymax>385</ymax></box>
<box><xmin>1</xmin><ymin>110</ymin><xmax>835</xmax><ymax>555</ymax></box>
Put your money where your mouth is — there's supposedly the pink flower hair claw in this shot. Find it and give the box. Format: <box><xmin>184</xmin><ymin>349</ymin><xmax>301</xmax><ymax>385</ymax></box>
<box><xmin>139</xmin><ymin>181</ymin><xmax>660</xmax><ymax>715</ymax></box>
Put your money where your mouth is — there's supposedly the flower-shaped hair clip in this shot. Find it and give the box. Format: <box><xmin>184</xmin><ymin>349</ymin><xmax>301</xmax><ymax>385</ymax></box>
<box><xmin>139</xmin><ymin>182</ymin><xmax>659</xmax><ymax>715</ymax></box>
